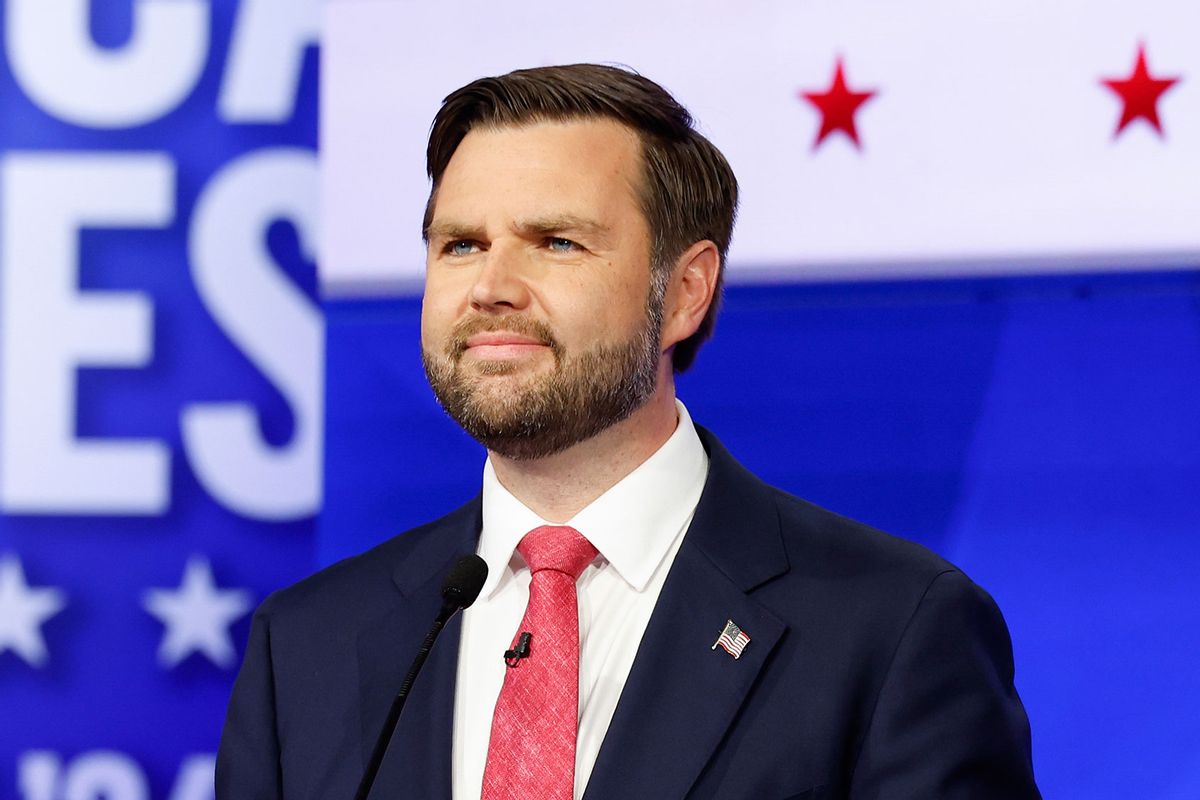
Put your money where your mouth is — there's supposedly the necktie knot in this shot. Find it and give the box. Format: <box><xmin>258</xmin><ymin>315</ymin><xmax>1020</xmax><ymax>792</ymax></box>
<box><xmin>517</xmin><ymin>525</ymin><xmax>597</xmax><ymax>580</ymax></box>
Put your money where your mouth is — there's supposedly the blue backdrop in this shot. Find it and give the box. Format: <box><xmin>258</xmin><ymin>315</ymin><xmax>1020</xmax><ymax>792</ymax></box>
<box><xmin>322</xmin><ymin>271</ymin><xmax>1200</xmax><ymax>800</ymax></box>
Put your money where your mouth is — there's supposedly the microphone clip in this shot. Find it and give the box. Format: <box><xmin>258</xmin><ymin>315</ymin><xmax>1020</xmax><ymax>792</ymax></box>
<box><xmin>504</xmin><ymin>632</ymin><xmax>532</xmax><ymax>668</ymax></box>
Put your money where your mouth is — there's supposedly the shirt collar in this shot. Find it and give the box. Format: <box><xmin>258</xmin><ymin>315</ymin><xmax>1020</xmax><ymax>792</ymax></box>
<box><xmin>477</xmin><ymin>399</ymin><xmax>709</xmax><ymax>598</ymax></box>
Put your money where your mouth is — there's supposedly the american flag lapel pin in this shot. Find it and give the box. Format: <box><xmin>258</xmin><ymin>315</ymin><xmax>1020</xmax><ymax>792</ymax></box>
<box><xmin>712</xmin><ymin>619</ymin><xmax>751</xmax><ymax>659</ymax></box>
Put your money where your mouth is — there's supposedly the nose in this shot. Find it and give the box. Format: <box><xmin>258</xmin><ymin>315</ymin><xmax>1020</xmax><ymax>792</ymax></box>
<box><xmin>469</xmin><ymin>244</ymin><xmax>531</xmax><ymax>312</ymax></box>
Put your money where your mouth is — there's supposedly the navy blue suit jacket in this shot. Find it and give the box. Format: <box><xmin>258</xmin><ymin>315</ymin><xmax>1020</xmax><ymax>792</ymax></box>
<box><xmin>217</xmin><ymin>428</ymin><xmax>1040</xmax><ymax>799</ymax></box>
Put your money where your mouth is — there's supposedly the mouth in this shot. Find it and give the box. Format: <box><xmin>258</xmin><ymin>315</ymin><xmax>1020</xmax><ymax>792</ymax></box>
<box><xmin>460</xmin><ymin>331</ymin><xmax>552</xmax><ymax>361</ymax></box>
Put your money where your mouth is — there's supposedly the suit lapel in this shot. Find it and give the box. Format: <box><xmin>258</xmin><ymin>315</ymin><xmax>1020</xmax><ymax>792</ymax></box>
<box><xmin>583</xmin><ymin>544</ymin><xmax>786</xmax><ymax>799</ymax></box>
<box><xmin>584</xmin><ymin>429</ymin><xmax>791</xmax><ymax>799</ymax></box>
<box><xmin>356</xmin><ymin>498</ymin><xmax>481</xmax><ymax>799</ymax></box>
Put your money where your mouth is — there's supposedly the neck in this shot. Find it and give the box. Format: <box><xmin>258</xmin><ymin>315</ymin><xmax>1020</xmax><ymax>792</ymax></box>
<box><xmin>489</xmin><ymin>374</ymin><xmax>679</xmax><ymax>523</ymax></box>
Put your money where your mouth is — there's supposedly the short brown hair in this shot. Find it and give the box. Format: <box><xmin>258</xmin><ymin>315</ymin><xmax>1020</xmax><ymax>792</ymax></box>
<box><xmin>424</xmin><ymin>63</ymin><xmax>739</xmax><ymax>373</ymax></box>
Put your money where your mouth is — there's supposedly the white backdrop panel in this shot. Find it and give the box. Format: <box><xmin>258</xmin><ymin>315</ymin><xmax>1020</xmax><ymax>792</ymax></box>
<box><xmin>321</xmin><ymin>0</ymin><xmax>1200</xmax><ymax>294</ymax></box>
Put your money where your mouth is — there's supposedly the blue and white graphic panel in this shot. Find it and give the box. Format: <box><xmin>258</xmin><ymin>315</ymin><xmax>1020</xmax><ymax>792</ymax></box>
<box><xmin>0</xmin><ymin>1</ymin><xmax>319</xmax><ymax>797</ymax></box>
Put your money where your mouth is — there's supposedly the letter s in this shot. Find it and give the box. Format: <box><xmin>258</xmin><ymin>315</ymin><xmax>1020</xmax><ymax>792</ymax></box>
<box><xmin>183</xmin><ymin>149</ymin><xmax>321</xmax><ymax>521</ymax></box>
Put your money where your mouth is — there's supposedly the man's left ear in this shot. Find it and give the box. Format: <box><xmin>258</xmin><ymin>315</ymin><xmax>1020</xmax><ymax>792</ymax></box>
<box><xmin>661</xmin><ymin>240</ymin><xmax>720</xmax><ymax>350</ymax></box>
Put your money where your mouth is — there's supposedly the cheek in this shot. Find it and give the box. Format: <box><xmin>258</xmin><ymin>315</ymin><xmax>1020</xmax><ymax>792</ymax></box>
<box><xmin>419</xmin><ymin>310</ymin><xmax>434</xmax><ymax>349</ymax></box>
<box><xmin>420</xmin><ymin>285</ymin><xmax>454</xmax><ymax>349</ymax></box>
<box><xmin>608</xmin><ymin>271</ymin><xmax>654</xmax><ymax>328</ymax></box>
<box><xmin>559</xmin><ymin>290</ymin><xmax>647</xmax><ymax>347</ymax></box>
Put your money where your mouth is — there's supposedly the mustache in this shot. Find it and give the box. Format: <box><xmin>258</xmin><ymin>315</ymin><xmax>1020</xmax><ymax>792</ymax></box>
<box><xmin>448</xmin><ymin>315</ymin><xmax>563</xmax><ymax>360</ymax></box>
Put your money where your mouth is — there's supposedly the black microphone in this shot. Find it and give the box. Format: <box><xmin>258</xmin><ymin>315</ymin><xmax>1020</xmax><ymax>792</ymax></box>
<box><xmin>354</xmin><ymin>554</ymin><xmax>488</xmax><ymax>800</ymax></box>
<box><xmin>441</xmin><ymin>555</ymin><xmax>488</xmax><ymax>611</ymax></box>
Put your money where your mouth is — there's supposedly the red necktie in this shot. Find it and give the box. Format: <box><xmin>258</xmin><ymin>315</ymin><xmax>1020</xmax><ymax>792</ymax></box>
<box><xmin>481</xmin><ymin>525</ymin><xmax>598</xmax><ymax>800</ymax></box>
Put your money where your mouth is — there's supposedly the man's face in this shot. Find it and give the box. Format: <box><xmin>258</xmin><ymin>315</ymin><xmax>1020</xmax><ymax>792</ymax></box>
<box><xmin>420</xmin><ymin>119</ymin><xmax>665</xmax><ymax>460</ymax></box>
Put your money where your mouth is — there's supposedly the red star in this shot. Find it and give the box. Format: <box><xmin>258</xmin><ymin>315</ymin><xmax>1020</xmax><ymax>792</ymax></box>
<box><xmin>1100</xmin><ymin>43</ymin><xmax>1181</xmax><ymax>138</ymax></box>
<box><xmin>799</xmin><ymin>57</ymin><xmax>877</xmax><ymax>150</ymax></box>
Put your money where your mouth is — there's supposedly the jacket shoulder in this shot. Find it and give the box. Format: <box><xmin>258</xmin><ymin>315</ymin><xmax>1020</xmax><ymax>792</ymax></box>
<box><xmin>768</xmin><ymin>485</ymin><xmax>956</xmax><ymax>585</ymax></box>
<box><xmin>695</xmin><ymin>424</ymin><xmax>957</xmax><ymax>593</ymax></box>
<box><xmin>256</xmin><ymin>497</ymin><xmax>481</xmax><ymax>628</ymax></box>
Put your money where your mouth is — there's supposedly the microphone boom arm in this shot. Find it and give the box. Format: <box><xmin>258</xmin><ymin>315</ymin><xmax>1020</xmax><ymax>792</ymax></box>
<box><xmin>353</xmin><ymin>554</ymin><xmax>487</xmax><ymax>800</ymax></box>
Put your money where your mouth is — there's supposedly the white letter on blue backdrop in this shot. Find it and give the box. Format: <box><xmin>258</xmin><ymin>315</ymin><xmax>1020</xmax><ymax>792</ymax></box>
<box><xmin>18</xmin><ymin>751</ymin><xmax>215</xmax><ymax>800</ymax></box>
<box><xmin>61</xmin><ymin>752</ymin><xmax>148</xmax><ymax>800</ymax></box>
<box><xmin>220</xmin><ymin>0</ymin><xmax>320</xmax><ymax>123</ymax></box>
<box><xmin>5</xmin><ymin>0</ymin><xmax>208</xmax><ymax>128</ymax></box>
<box><xmin>19</xmin><ymin>750</ymin><xmax>152</xmax><ymax>800</ymax></box>
<box><xmin>0</xmin><ymin>154</ymin><xmax>172</xmax><ymax>514</ymax></box>
<box><xmin>183</xmin><ymin>149</ymin><xmax>322</xmax><ymax>521</ymax></box>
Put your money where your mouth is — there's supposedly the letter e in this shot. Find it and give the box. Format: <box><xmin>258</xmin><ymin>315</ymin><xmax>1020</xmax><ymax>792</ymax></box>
<box><xmin>0</xmin><ymin>153</ymin><xmax>172</xmax><ymax>514</ymax></box>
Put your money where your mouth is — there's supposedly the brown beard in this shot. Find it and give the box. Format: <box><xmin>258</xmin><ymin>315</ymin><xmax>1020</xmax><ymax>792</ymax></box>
<box><xmin>422</xmin><ymin>300</ymin><xmax>663</xmax><ymax>460</ymax></box>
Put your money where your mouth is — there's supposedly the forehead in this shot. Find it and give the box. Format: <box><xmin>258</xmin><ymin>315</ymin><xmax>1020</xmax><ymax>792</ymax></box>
<box><xmin>430</xmin><ymin>119</ymin><xmax>645</xmax><ymax>225</ymax></box>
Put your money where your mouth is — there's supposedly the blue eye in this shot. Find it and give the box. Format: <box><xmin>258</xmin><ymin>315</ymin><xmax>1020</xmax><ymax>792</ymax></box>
<box><xmin>449</xmin><ymin>240</ymin><xmax>476</xmax><ymax>256</ymax></box>
<box><xmin>548</xmin><ymin>237</ymin><xmax>576</xmax><ymax>253</ymax></box>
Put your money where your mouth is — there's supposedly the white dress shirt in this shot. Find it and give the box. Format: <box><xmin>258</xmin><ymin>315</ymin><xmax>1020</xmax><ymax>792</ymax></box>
<box><xmin>451</xmin><ymin>400</ymin><xmax>709</xmax><ymax>800</ymax></box>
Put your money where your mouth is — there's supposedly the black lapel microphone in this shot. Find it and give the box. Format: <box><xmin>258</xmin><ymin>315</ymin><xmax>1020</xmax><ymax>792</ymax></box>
<box><xmin>353</xmin><ymin>554</ymin><xmax>488</xmax><ymax>800</ymax></box>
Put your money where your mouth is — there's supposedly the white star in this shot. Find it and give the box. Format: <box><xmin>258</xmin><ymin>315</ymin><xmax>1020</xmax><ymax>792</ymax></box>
<box><xmin>143</xmin><ymin>555</ymin><xmax>252</xmax><ymax>669</ymax></box>
<box><xmin>0</xmin><ymin>554</ymin><xmax>66</xmax><ymax>668</ymax></box>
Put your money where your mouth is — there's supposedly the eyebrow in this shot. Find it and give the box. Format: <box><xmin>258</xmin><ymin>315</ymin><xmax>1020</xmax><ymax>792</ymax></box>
<box><xmin>512</xmin><ymin>214</ymin><xmax>609</xmax><ymax>241</ymax></box>
<box><xmin>425</xmin><ymin>219</ymin><xmax>488</xmax><ymax>243</ymax></box>
<box><xmin>425</xmin><ymin>214</ymin><xmax>614</xmax><ymax>248</ymax></box>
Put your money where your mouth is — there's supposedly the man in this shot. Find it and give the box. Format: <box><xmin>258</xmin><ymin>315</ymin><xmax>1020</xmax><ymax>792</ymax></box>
<box><xmin>217</xmin><ymin>64</ymin><xmax>1040</xmax><ymax>799</ymax></box>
